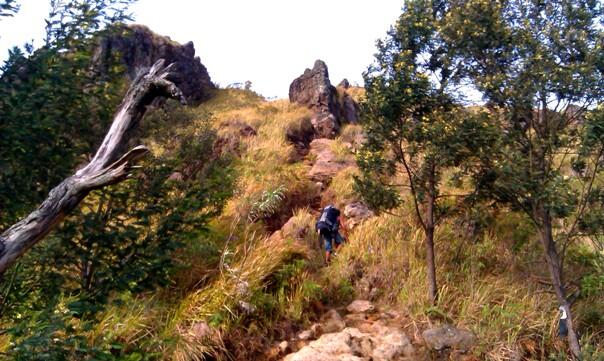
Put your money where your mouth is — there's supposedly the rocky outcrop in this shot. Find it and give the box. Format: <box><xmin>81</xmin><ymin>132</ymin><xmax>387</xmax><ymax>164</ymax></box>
<box><xmin>336</xmin><ymin>79</ymin><xmax>359</xmax><ymax>124</ymax></box>
<box><xmin>289</xmin><ymin>60</ymin><xmax>340</xmax><ymax>120</ymax></box>
<box><xmin>340</xmin><ymin>93</ymin><xmax>359</xmax><ymax>123</ymax></box>
<box><xmin>338</xmin><ymin>79</ymin><xmax>351</xmax><ymax>88</ymax></box>
<box><xmin>93</xmin><ymin>24</ymin><xmax>214</xmax><ymax>104</ymax></box>
<box><xmin>289</xmin><ymin>60</ymin><xmax>341</xmax><ymax>138</ymax></box>
<box><xmin>289</xmin><ymin>61</ymin><xmax>361</xmax><ymax>138</ymax></box>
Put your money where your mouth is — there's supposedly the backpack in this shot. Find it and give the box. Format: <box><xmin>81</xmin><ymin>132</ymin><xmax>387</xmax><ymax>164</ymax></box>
<box><xmin>316</xmin><ymin>205</ymin><xmax>340</xmax><ymax>233</ymax></box>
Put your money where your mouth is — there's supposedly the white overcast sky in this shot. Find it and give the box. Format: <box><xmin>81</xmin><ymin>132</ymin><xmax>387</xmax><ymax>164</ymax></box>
<box><xmin>0</xmin><ymin>0</ymin><xmax>403</xmax><ymax>98</ymax></box>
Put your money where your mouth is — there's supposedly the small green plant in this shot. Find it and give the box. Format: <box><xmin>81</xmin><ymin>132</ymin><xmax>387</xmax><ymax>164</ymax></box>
<box><xmin>248</xmin><ymin>185</ymin><xmax>287</xmax><ymax>222</ymax></box>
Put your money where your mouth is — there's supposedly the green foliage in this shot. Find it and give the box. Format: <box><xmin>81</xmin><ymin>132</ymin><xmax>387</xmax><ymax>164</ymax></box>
<box><xmin>357</xmin><ymin>0</ymin><xmax>496</xmax><ymax>219</ymax></box>
<box><xmin>247</xmin><ymin>184</ymin><xmax>287</xmax><ymax>223</ymax></box>
<box><xmin>2</xmin><ymin>116</ymin><xmax>235</xmax><ymax>357</ymax></box>
<box><xmin>0</xmin><ymin>2</ymin><xmax>237</xmax><ymax>358</ymax></box>
<box><xmin>0</xmin><ymin>0</ymin><xmax>134</xmax><ymax>228</ymax></box>
<box><xmin>0</xmin><ymin>0</ymin><xmax>19</xmax><ymax>17</ymax></box>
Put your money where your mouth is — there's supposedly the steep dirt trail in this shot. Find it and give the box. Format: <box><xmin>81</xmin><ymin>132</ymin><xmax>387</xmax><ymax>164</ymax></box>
<box><xmin>279</xmin><ymin>300</ymin><xmax>420</xmax><ymax>361</ymax></box>
<box><xmin>272</xmin><ymin>135</ymin><xmax>476</xmax><ymax>360</ymax></box>
<box><xmin>270</xmin><ymin>135</ymin><xmax>425</xmax><ymax>360</ymax></box>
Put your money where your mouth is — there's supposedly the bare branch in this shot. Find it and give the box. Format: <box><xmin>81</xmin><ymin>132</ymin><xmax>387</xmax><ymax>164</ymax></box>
<box><xmin>0</xmin><ymin>59</ymin><xmax>187</xmax><ymax>275</ymax></box>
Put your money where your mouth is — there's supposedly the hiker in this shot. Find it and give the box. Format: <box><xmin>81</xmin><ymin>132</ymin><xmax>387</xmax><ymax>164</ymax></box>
<box><xmin>315</xmin><ymin>204</ymin><xmax>345</xmax><ymax>264</ymax></box>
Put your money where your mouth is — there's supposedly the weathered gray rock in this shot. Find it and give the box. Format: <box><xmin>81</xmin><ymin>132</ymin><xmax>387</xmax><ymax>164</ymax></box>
<box><xmin>289</xmin><ymin>60</ymin><xmax>340</xmax><ymax>118</ymax></box>
<box><xmin>338</xmin><ymin>79</ymin><xmax>351</xmax><ymax>89</ymax></box>
<box><xmin>283</xmin><ymin>326</ymin><xmax>414</xmax><ymax>361</ymax></box>
<box><xmin>346</xmin><ymin>300</ymin><xmax>376</xmax><ymax>314</ymax></box>
<box><xmin>289</xmin><ymin>60</ymin><xmax>340</xmax><ymax>138</ymax></box>
<box><xmin>298</xmin><ymin>330</ymin><xmax>315</xmax><ymax>341</ymax></box>
<box><xmin>311</xmin><ymin>112</ymin><xmax>340</xmax><ymax>139</ymax></box>
<box><xmin>321</xmin><ymin>309</ymin><xmax>346</xmax><ymax>334</ymax></box>
<box><xmin>369</xmin><ymin>323</ymin><xmax>415</xmax><ymax>361</ymax></box>
<box><xmin>422</xmin><ymin>324</ymin><xmax>477</xmax><ymax>352</ymax></box>
<box><xmin>340</xmin><ymin>93</ymin><xmax>359</xmax><ymax>123</ymax></box>
<box><xmin>93</xmin><ymin>24</ymin><xmax>214</xmax><ymax>104</ymax></box>
<box><xmin>279</xmin><ymin>340</ymin><xmax>290</xmax><ymax>353</ymax></box>
<box><xmin>344</xmin><ymin>202</ymin><xmax>374</xmax><ymax>229</ymax></box>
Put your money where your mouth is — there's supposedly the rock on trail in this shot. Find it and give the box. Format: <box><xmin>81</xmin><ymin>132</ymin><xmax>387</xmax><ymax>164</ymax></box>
<box><xmin>282</xmin><ymin>300</ymin><xmax>416</xmax><ymax>361</ymax></box>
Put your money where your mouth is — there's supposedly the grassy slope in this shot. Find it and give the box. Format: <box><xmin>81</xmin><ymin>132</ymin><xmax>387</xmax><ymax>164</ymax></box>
<box><xmin>56</xmin><ymin>88</ymin><xmax>604</xmax><ymax>360</ymax></box>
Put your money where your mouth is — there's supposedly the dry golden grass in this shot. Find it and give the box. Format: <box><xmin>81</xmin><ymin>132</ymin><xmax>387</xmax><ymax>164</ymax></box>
<box><xmin>74</xmin><ymin>88</ymin><xmax>603</xmax><ymax>360</ymax></box>
<box><xmin>326</xmin><ymin>207</ymin><xmax>568</xmax><ymax>359</ymax></box>
<box><xmin>168</xmin><ymin>234</ymin><xmax>309</xmax><ymax>361</ymax></box>
<box><xmin>89</xmin><ymin>294</ymin><xmax>162</xmax><ymax>348</ymax></box>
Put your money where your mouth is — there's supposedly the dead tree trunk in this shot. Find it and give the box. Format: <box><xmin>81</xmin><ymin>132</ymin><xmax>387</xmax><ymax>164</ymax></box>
<box><xmin>0</xmin><ymin>59</ymin><xmax>186</xmax><ymax>276</ymax></box>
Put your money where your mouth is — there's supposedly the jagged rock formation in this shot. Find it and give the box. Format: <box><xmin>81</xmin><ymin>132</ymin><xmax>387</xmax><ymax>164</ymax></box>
<box><xmin>289</xmin><ymin>61</ymin><xmax>359</xmax><ymax>138</ymax></box>
<box><xmin>338</xmin><ymin>79</ymin><xmax>351</xmax><ymax>88</ymax></box>
<box><xmin>289</xmin><ymin>60</ymin><xmax>340</xmax><ymax>138</ymax></box>
<box><xmin>93</xmin><ymin>24</ymin><xmax>214</xmax><ymax>104</ymax></box>
<box><xmin>337</xmin><ymin>79</ymin><xmax>359</xmax><ymax>124</ymax></box>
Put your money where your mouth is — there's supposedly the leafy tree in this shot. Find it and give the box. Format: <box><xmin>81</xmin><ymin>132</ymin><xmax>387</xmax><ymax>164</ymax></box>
<box><xmin>355</xmin><ymin>0</ymin><xmax>494</xmax><ymax>304</ymax></box>
<box><xmin>1</xmin><ymin>109</ymin><xmax>236</xmax><ymax>359</ymax></box>
<box><xmin>441</xmin><ymin>0</ymin><xmax>604</xmax><ymax>356</ymax></box>
<box><xmin>0</xmin><ymin>0</ymin><xmax>19</xmax><ymax>18</ymax></box>
<box><xmin>0</xmin><ymin>0</ymin><xmax>134</xmax><ymax>228</ymax></box>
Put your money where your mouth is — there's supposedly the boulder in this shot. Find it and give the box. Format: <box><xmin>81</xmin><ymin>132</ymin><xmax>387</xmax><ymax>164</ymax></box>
<box><xmin>344</xmin><ymin>202</ymin><xmax>374</xmax><ymax>229</ymax></box>
<box><xmin>311</xmin><ymin>111</ymin><xmax>340</xmax><ymax>139</ymax></box>
<box><xmin>289</xmin><ymin>60</ymin><xmax>340</xmax><ymax>138</ymax></box>
<box><xmin>346</xmin><ymin>300</ymin><xmax>376</xmax><ymax>314</ymax></box>
<box><xmin>321</xmin><ymin>309</ymin><xmax>346</xmax><ymax>334</ymax></box>
<box><xmin>286</xmin><ymin>116</ymin><xmax>315</xmax><ymax>155</ymax></box>
<box><xmin>279</xmin><ymin>341</ymin><xmax>290</xmax><ymax>354</ymax></box>
<box><xmin>422</xmin><ymin>324</ymin><xmax>477</xmax><ymax>352</ymax></box>
<box><xmin>280</xmin><ymin>216</ymin><xmax>309</xmax><ymax>242</ymax></box>
<box><xmin>93</xmin><ymin>24</ymin><xmax>214</xmax><ymax>104</ymax></box>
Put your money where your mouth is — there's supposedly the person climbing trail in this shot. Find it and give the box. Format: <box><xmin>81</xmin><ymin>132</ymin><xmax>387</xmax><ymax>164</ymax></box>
<box><xmin>315</xmin><ymin>204</ymin><xmax>346</xmax><ymax>264</ymax></box>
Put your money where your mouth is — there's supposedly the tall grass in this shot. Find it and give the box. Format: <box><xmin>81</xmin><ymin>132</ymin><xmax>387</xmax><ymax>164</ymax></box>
<box><xmin>168</xmin><ymin>234</ymin><xmax>309</xmax><ymax>360</ymax></box>
<box><xmin>324</xmin><ymin>207</ymin><xmax>582</xmax><ymax>359</ymax></box>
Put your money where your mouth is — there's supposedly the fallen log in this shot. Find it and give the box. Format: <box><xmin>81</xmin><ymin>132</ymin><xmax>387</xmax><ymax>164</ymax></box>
<box><xmin>0</xmin><ymin>59</ymin><xmax>186</xmax><ymax>275</ymax></box>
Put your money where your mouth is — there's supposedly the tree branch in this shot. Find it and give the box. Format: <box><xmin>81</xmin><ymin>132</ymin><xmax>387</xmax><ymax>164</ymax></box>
<box><xmin>0</xmin><ymin>59</ymin><xmax>187</xmax><ymax>276</ymax></box>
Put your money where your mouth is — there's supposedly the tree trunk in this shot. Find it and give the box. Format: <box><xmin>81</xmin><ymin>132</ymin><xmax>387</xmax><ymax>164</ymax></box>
<box><xmin>538</xmin><ymin>206</ymin><xmax>582</xmax><ymax>358</ymax></box>
<box><xmin>426</xmin><ymin>169</ymin><xmax>437</xmax><ymax>305</ymax></box>
<box><xmin>0</xmin><ymin>59</ymin><xmax>186</xmax><ymax>276</ymax></box>
<box><xmin>425</xmin><ymin>225</ymin><xmax>437</xmax><ymax>305</ymax></box>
